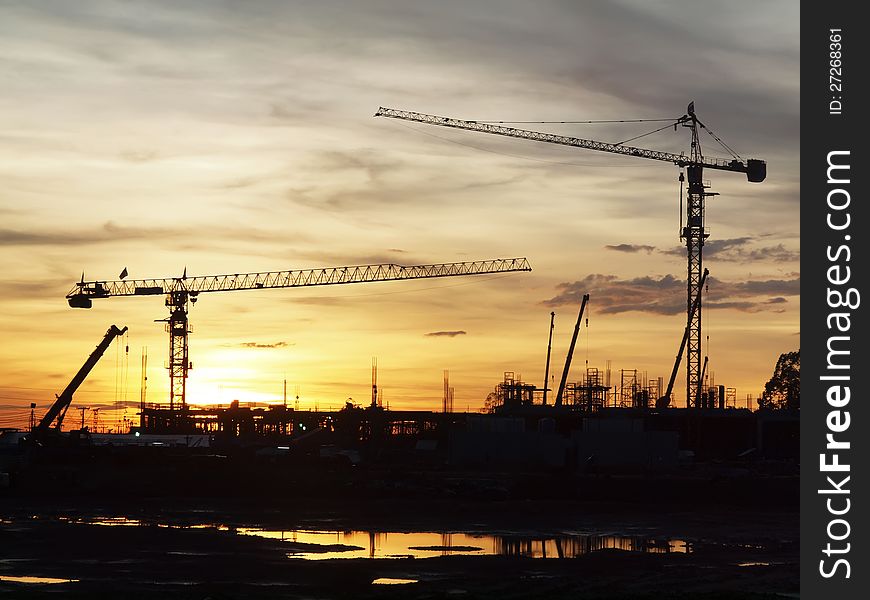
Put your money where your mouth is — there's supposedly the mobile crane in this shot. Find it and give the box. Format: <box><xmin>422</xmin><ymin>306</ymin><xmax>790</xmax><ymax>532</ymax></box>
<box><xmin>30</xmin><ymin>324</ymin><xmax>128</xmax><ymax>440</ymax></box>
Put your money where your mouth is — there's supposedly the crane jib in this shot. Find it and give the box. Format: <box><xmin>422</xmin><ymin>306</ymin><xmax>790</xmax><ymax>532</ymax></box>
<box><xmin>65</xmin><ymin>258</ymin><xmax>532</xmax><ymax>306</ymax></box>
<box><xmin>375</xmin><ymin>107</ymin><xmax>766</xmax><ymax>183</ymax></box>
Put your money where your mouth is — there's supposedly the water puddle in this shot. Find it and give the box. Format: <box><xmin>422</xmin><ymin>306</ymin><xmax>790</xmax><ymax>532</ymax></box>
<box><xmin>84</xmin><ymin>517</ymin><xmax>142</xmax><ymax>527</ymax></box>
<box><xmin>372</xmin><ymin>577</ymin><xmax>418</xmax><ymax>585</ymax></box>
<box><xmin>56</xmin><ymin>516</ymin><xmax>229</xmax><ymax>532</ymax></box>
<box><xmin>35</xmin><ymin>516</ymin><xmax>692</xmax><ymax>561</ymax></box>
<box><xmin>0</xmin><ymin>575</ymin><xmax>78</xmax><ymax>584</ymax></box>
<box><xmin>737</xmin><ymin>561</ymin><xmax>785</xmax><ymax>567</ymax></box>
<box><xmin>236</xmin><ymin>528</ymin><xmax>690</xmax><ymax>560</ymax></box>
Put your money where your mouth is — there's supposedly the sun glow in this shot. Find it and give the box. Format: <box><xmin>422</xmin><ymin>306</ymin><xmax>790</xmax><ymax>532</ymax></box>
<box><xmin>184</xmin><ymin>369</ymin><xmax>284</xmax><ymax>407</ymax></box>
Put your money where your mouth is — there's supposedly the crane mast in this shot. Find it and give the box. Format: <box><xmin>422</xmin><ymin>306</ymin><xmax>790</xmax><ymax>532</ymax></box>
<box><xmin>682</xmin><ymin>106</ymin><xmax>708</xmax><ymax>407</ymax></box>
<box><xmin>658</xmin><ymin>268</ymin><xmax>709</xmax><ymax>408</ymax></box>
<box><xmin>68</xmin><ymin>258</ymin><xmax>531</xmax><ymax>416</ymax></box>
<box><xmin>376</xmin><ymin>104</ymin><xmax>765</xmax><ymax>407</ymax></box>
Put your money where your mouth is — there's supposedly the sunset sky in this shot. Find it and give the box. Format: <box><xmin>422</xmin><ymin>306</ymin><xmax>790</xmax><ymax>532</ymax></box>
<box><xmin>0</xmin><ymin>1</ymin><xmax>799</xmax><ymax>428</ymax></box>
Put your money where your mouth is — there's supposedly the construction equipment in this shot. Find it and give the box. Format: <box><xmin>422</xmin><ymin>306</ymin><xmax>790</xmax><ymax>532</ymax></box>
<box><xmin>67</xmin><ymin>259</ymin><xmax>531</xmax><ymax>414</ymax></box>
<box><xmin>32</xmin><ymin>324</ymin><xmax>128</xmax><ymax>437</ymax></box>
<box><xmin>696</xmin><ymin>356</ymin><xmax>710</xmax><ymax>408</ymax></box>
<box><xmin>542</xmin><ymin>311</ymin><xmax>555</xmax><ymax>405</ymax></box>
<box><xmin>375</xmin><ymin>103</ymin><xmax>765</xmax><ymax>406</ymax></box>
<box><xmin>555</xmin><ymin>294</ymin><xmax>589</xmax><ymax>407</ymax></box>
<box><xmin>657</xmin><ymin>268</ymin><xmax>708</xmax><ymax>408</ymax></box>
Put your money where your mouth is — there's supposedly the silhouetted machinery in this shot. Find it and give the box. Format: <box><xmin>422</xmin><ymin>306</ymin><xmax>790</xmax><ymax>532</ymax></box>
<box><xmin>555</xmin><ymin>294</ymin><xmax>590</xmax><ymax>407</ymax></box>
<box><xmin>657</xmin><ymin>269</ymin><xmax>709</xmax><ymax>408</ymax></box>
<box><xmin>29</xmin><ymin>324</ymin><xmax>128</xmax><ymax>440</ymax></box>
<box><xmin>376</xmin><ymin>103</ymin><xmax>765</xmax><ymax>406</ymax></box>
<box><xmin>67</xmin><ymin>259</ymin><xmax>531</xmax><ymax>414</ymax></box>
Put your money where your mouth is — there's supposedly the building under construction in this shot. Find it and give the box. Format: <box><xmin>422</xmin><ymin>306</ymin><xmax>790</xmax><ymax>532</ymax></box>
<box><xmin>485</xmin><ymin>370</ymin><xmax>611</xmax><ymax>413</ymax></box>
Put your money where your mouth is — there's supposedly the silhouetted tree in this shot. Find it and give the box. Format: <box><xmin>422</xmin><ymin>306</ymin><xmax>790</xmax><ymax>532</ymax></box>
<box><xmin>759</xmin><ymin>350</ymin><xmax>800</xmax><ymax>409</ymax></box>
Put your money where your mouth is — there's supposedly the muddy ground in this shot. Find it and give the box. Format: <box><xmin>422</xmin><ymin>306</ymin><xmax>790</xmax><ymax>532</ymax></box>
<box><xmin>1</xmin><ymin>451</ymin><xmax>799</xmax><ymax>598</ymax></box>
<box><xmin>0</xmin><ymin>495</ymin><xmax>798</xmax><ymax>599</ymax></box>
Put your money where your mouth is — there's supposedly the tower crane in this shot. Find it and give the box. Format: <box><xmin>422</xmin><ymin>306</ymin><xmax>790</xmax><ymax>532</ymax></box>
<box><xmin>67</xmin><ymin>258</ymin><xmax>531</xmax><ymax>414</ymax></box>
<box><xmin>375</xmin><ymin>103</ymin><xmax>765</xmax><ymax>407</ymax></box>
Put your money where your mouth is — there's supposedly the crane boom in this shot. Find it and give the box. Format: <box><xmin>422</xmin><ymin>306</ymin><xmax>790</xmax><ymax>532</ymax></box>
<box><xmin>542</xmin><ymin>311</ymin><xmax>555</xmax><ymax>405</ymax></box>
<box><xmin>555</xmin><ymin>293</ymin><xmax>589</xmax><ymax>407</ymax></box>
<box><xmin>34</xmin><ymin>324</ymin><xmax>128</xmax><ymax>434</ymax></box>
<box><xmin>67</xmin><ymin>258</ymin><xmax>531</xmax><ymax>306</ymax></box>
<box><xmin>374</xmin><ymin>107</ymin><xmax>766</xmax><ymax>182</ymax></box>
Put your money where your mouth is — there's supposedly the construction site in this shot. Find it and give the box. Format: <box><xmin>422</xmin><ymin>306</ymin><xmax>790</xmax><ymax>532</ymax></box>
<box><xmin>2</xmin><ymin>101</ymin><xmax>798</xmax><ymax>481</ymax></box>
<box><xmin>1</xmin><ymin>100</ymin><xmax>798</xmax><ymax>599</ymax></box>
<box><xmin>5</xmin><ymin>103</ymin><xmax>797</xmax><ymax>450</ymax></box>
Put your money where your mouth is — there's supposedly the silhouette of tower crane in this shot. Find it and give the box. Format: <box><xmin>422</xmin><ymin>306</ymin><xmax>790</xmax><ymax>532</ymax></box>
<box><xmin>375</xmin><ymin>103</ymin><xmax>765</xmax><ymax>407</ymax></box>
<box><xmin>67</xmin><ymin>258</ymin><xmax>531</xmax><ymax>414</ymax></box>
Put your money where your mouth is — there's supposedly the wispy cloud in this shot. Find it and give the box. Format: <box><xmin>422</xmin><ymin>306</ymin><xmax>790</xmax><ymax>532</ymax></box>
<box><xmin>0</xmin><ymin>221</ymin><xmax>314</xmax><ymax>252</ymax></box>
<box><xmin>0</xmin><ymin>222</ymin><xmax>178</xmax><ymax>247</ymax></box>
<box><xmin>118</xmin><ymin>150</ymin><xmax>159</xmax><ymax>163</ymax></box>
<box><xmin>545</xmin><ymin>273</ymin><xmax>799</xmax><ymax>314</ymax></box>
<box><xmin>239</xmin><ymin>341</ymin><xmax>291</xmax><ymax>349</ymax></box>
<box><xmin>660</xmin><ymin>237</ymin><xmax>800</xmax><ymax>263</ymax></box>
<box><xmin>605</xmin><ymin>244</ymin><xmax>655</xmax><ymax>254</ymax></box>
<box><xmin>0</xmin><ymin>279</ymin><xmax>66</xmax><ymax>299</ymax></box>
<box><xmin>602</xmin><ymin>237</ymin><xmax>799</xmax><ymax>264</ymax></box>
<box><xmin>425</xmin><ymin>330</ymin><xmax>467</xmax><ymax>337</ymax></box>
